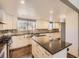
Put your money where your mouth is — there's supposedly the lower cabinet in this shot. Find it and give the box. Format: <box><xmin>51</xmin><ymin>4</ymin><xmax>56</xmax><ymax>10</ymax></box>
<box><xmin>32</xmin><ymin>40</ymin><xmax>51</xmax><ymax>58</ymax></box>
<box><xmin>32</xmin><ymin>40</ymin><xmax>67</xmax><ymax>58</ymax></box>
<box><xmin>50</xmin><ymin>48</ymin><xmax>67</xmax><ymax>58</ymax></box>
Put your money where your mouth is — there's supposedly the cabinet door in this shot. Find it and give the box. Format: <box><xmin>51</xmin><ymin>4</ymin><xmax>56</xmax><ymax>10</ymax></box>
<box><xmin>49</xmin><ymin>48</ymin><xmax>67</xmax><ymax>58</ymax></box>
<box><xmin>2</xmin><ymin>12</ymin><xmax>17</xmax><ymax>30</ymax></box>
<box><xmin>11</xmin><ymin>16</ymin><xmax>17</xmax><ymax>29</ymax></box>
<box><xmin>32</xmin><ymin>40</ymin><xmax>52</xmax><ymax>58</ymax></box>
<box><xmin>36</xmin><ymin>43</ymin><xmax>52</xmax><ymax>58</ymax></box>
<box><xmin>6</xmin><ymin>15</ymin><xmax>13</xmax><ymax>29</ymax></box>
<box><xmin>2</xmin><ymin>14</ymin><xmax>13</xmax><ymax>30</ymax></box>
<box><xmin>0</xmin><ymin>10</ymin><xmax>17</xmax><ymax>30</ymax></box>
<box><xmin>32</xmin><ymin>40</ymin><xmax>38</xmax><ymax>57</ymax></box>
<box><xmin>0</xmin><ymin>9</ymin><xmax>3</xmax><ymax>21</ymax></box>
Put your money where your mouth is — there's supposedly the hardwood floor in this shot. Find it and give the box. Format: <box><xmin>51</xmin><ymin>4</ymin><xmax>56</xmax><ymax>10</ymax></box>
<box><xmin>20</xmin><ymin>54</ymin><xmax>32</xmax><ymax>58</ymax></box>
<box><xmin>9</xmin><ymin>53</ymin><xmax>77</xmax><ymax>58</ymax></box>
<box><xmin>67</xmin><ymin>53</ymin><xmax>77</xmax><ymax>58</ymax></box>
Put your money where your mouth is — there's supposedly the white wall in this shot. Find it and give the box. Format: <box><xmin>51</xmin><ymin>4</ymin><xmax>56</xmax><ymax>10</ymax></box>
<box><xmin>0</xmin><ymin>0</ymin><xmax>18</xmax><ymax>16</ymax></box>
<box><xmin>66</xmin><ymin>9</ymin><xmax>78</xmax><ymax>57</ymax></box>
<box><xmin>36</xmin><ymin>20</ymin><xmax>49</xmax><ymax>29</ymax></box>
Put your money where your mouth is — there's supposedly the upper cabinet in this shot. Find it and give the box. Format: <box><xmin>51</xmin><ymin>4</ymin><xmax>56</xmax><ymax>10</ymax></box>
<box><xmin>0</xmin><ymin>9</ymin><xmax>17</xmax><ymax>30</ymax></box>
<box><xmin>0</xmin><ymin>9</ymin><xmax>5</xmax><ymax>23</ymax></box>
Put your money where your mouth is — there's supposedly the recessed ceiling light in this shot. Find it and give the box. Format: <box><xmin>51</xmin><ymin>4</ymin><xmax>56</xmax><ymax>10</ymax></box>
<box><xmin>49</xmin><ymin>10</ymin><xmax>54</xmax><ymax>14</ymax></box>
<box><xmin>20</xmin><ymin>0</ymin><xmax>25</xmax><ymax>4</ymax></box>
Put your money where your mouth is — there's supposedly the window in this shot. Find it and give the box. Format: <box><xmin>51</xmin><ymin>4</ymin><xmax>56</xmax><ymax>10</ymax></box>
<box><xmin>49</xmin><ymin>22</ymin><xmax>60</xmax><ymax>30</ymax></box>
<box><xmin>49</xmin><ymin>22</ymin><xmax>53</xmax><ymax>30</ymax></box>
<box><xmin>17</xmin><ymin>18</ymin><xmax>36</xmax><ymax>31</ymax></box>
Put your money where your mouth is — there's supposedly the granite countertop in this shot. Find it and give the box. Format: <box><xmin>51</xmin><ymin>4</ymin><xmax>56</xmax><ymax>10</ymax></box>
<box><xmin>32</xmin><ymin>36</ymin><xmax>72</xmax><ymax>55</ymax></box>
<box><xmin>11</xmin><ymin>29</ymin><xmax>59</xmax><ymax>36</ymax></box>
<box><xmin>0</xmin><ymin>29</ymin><xmax>59</xmax><ymax>36</ymax></box>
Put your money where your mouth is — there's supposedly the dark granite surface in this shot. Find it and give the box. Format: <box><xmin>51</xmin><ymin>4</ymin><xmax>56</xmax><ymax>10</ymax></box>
<box><xmin>0</xmin><ymin>29</ymin><xmax>59</xmax><ymax>36</ymax></box>
<box><xmin>32</xmin><ymin>36</ymin><xmax>72</xmax><ymax>55</ymax></box>
<box><xmin>12</xmin><ymin>29</ymin><xmax>59</xmax><ymax>36</ymax></box>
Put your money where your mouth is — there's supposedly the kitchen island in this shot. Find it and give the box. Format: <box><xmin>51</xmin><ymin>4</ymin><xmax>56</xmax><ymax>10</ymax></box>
<box><xmin>32</xmin><ymin>35</ymin><xmax>72</xmax><ymax>58</ymax></box>
<box><xmin>0</xmin><ymin>29</ymin><xmax>71</xmax><ymax>58</ymax></box>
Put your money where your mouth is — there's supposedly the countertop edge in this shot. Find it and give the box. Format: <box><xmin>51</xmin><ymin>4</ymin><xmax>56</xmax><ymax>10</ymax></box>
<box><xmin>33</xmin><ymin>39</ymin><xmax>72</xmax><ymax>55</ymax></box>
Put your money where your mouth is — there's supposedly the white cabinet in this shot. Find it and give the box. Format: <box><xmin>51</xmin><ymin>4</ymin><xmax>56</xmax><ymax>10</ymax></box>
<box><xmin>50</xmin><ymin>48</ymin><xmax>67</xmax><ymax>58</ymax></box>
<box><xmin>3</xmin><ymin>14</ymin><xmax>12</xmax><ymax>29</ymax></box>
<box><xmin>32</xmin><ymin>40</ymin><xmax>52</xmax><ymax>58</ymax></box>
<box><xmin>0</xmin><ymin>9</ymin><xmax>17</xmax><ymax>30</ymax></box>
<box><xmin>32</xmin><ymin>40</ymin><xmax>67</xmax><ymax>58</ymax></box>
<box><xmin>0</xmin><ymin>9</ymin><xmax>5</xmax><ymax>30</ymax></box>
<box><xmin>12</xmin><ymin>16</ymin><xmax>17</xmax><ymax>29</ymax></box>
<box><xmin>2</xmin><ymin>13</ymin><xmax>17</xmax><ymax>30</ymax></box>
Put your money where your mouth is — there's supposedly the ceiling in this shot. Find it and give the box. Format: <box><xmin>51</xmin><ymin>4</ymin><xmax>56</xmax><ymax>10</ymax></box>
<box><xmin>0</xmin><ymin>0</ymin><xmax>73</xmax><ymax>20</ymax></box>
<box><xmin>0</xmin><ymin>0</ymin><xmax>18</xmax><ymax>16</ymax></box>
